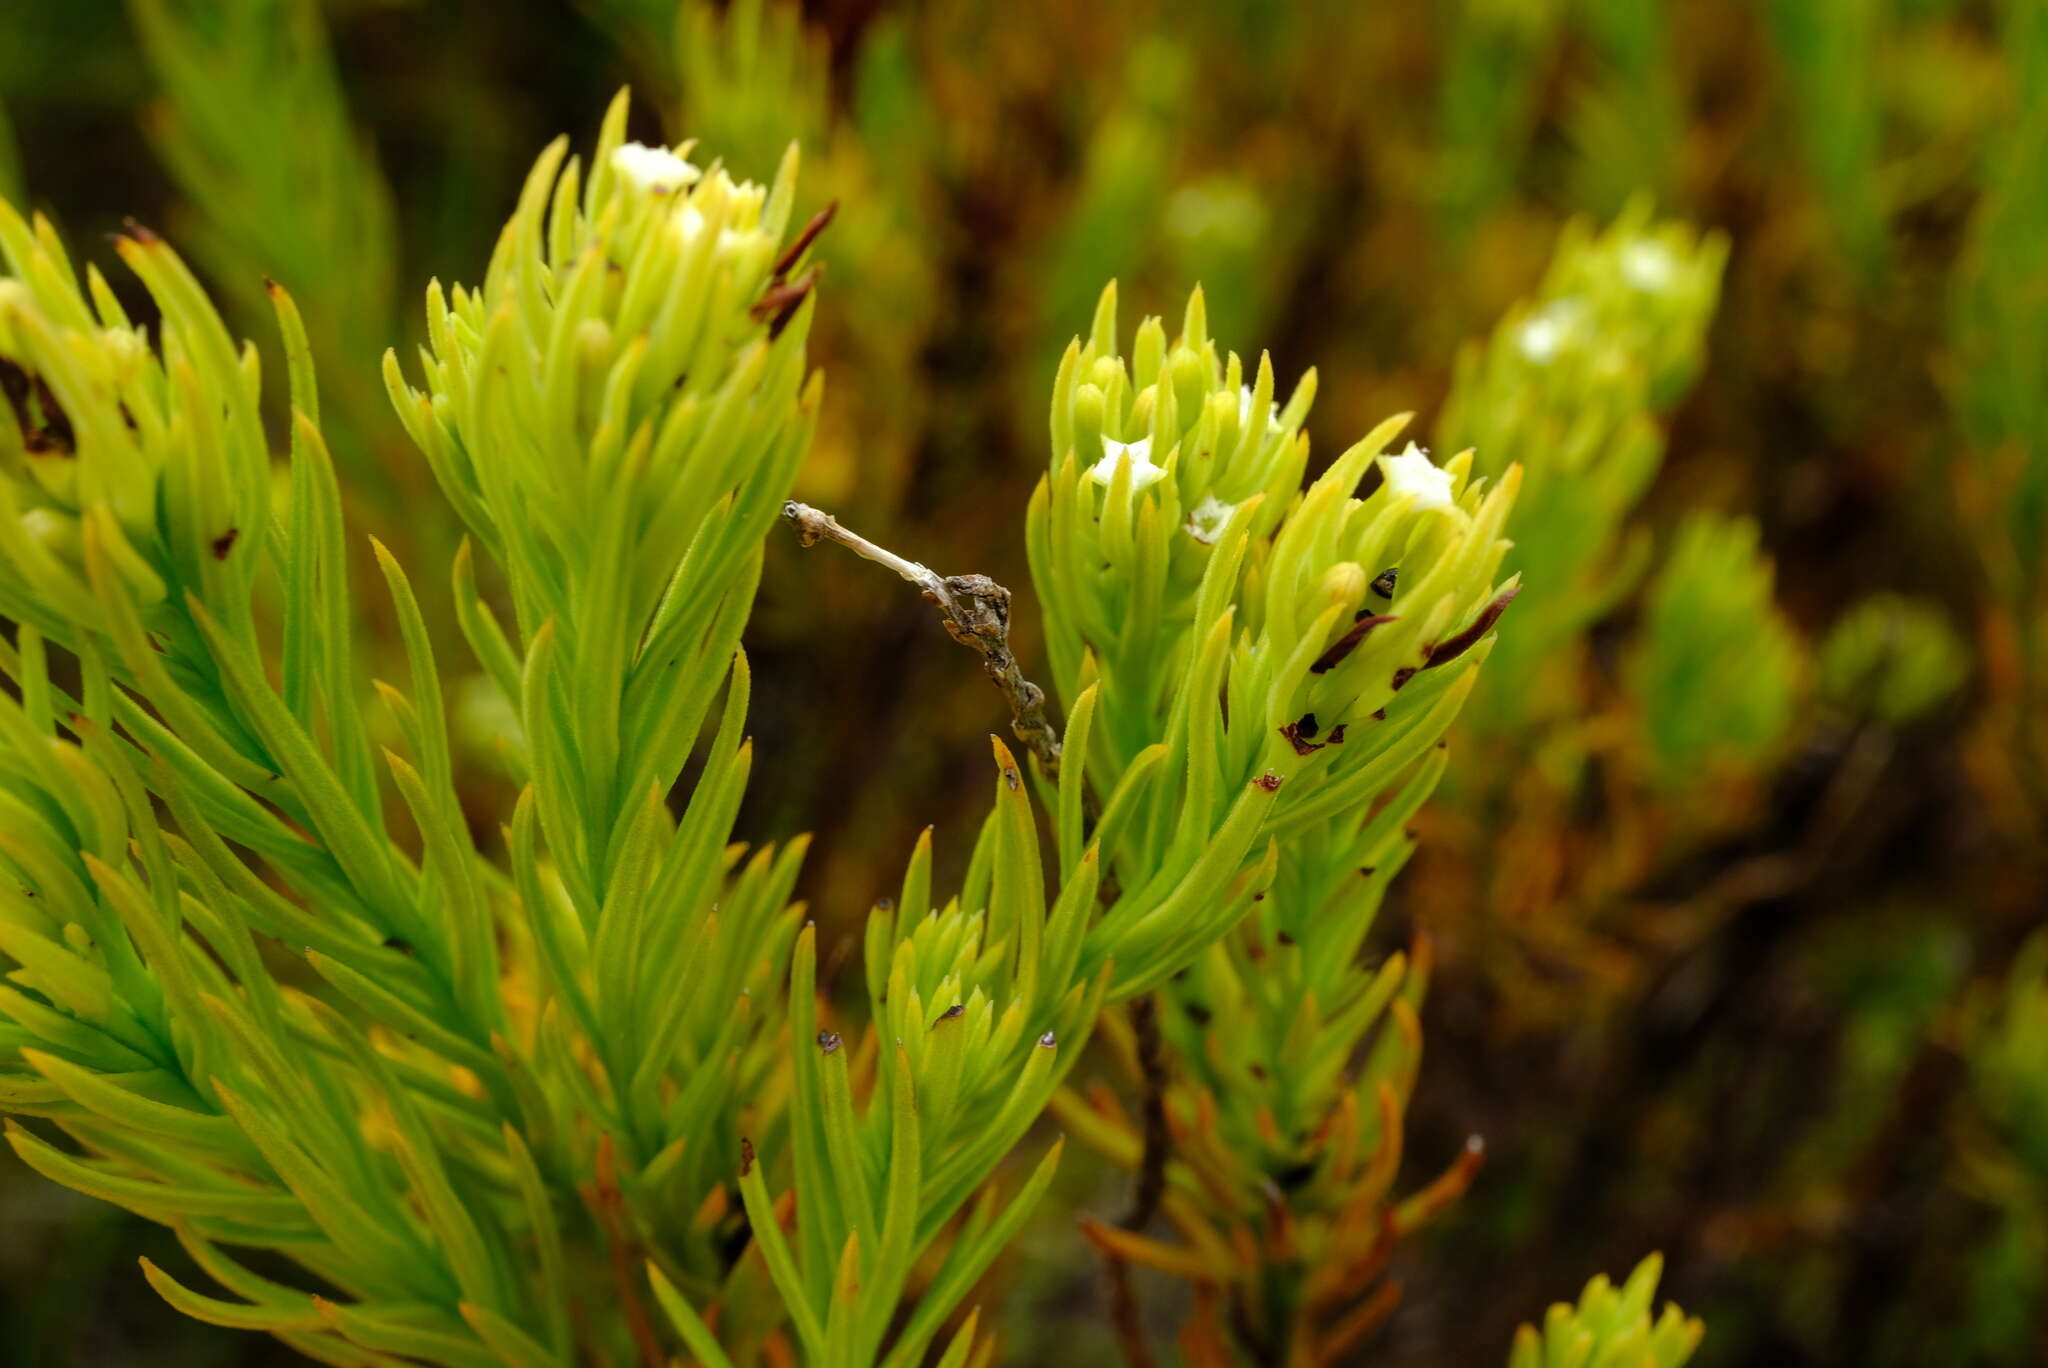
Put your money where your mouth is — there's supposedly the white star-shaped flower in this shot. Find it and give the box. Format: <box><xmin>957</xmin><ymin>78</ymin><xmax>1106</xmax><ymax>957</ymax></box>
<box><xmin>1377</xmin><ymin>442</ymin><xmax>1455</xmax><ymax>512</ymax></box>
<box><xmin>611</xmin><ymin>142</ymin><xmax>701</xmax><ymax>194</ymax></box>
<box><xmin>1621</xmin><ymin>240</ymin><xmax>1677</xmax><ymax>292</ymax></box>
<box><xmin>672</xmin><ymin>198</ymin><xmax>763</xmax><ymax>257</ymax></box>
<box><xmin>1087</xmin><ymin>435</ymin><xmax>1167</xmax><ymax>491</ymax></box>
<box><xmin>1185</xmin><ymin>493</ymin><xmax>1237</xmax><ymax>544</ymax></box>
<box><xmin>1517</xmin><ymin>297</ymin><xmax>1585</xmax><ymax>364</ymax></box>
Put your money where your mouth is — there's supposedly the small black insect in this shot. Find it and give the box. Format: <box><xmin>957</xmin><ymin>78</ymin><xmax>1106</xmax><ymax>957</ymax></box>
<box><xmin>1371</xmin><ymin>567</ymin><xmax>1399</xmax><ymax>599</ymax></box>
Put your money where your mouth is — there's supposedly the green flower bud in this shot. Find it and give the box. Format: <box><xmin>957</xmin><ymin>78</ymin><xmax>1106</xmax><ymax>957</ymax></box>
<box><xmin>1628</xmin><ymin>512</ymin><xmax>1805</xmax><ymax>793</ymax></box>
<box><xmin>385</xmin><ymin>90</ymin><xmax>826</xmax><ymax>861</ymax></box>
<box><xmin>1439</xmin><ymin>202</ymin><xmax>1727</xmax><ymax>735</ymax></box>
<box><xmin>1</xmin><ymin>199</ymin><xmax>269</xmax><ymax>640</ymax></box>
<box><xmin>385</xmin><ymin>89</ymin><xmax>820</xmax><ymax>648</ymax></box>
<box><xmin>1817</xmin><ymin>592</ymin><xmax>1968</xmax><ymax>726</ymax></box>
<box><xmin>1508</xmin><ymin>1254</ymin><xmax>1703</xmax><ymax>1368</ymax></box>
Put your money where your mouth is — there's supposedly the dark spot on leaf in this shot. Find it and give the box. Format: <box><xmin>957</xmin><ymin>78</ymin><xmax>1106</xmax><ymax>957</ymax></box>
<box><xmin>211</xmin><ymin>528</ymin><xmax>239</xmax><ymax>560</ymax></box>
<box><xmin>1273</xmin><ymin>1159</ymin><xmax>1318</xmax><ymax>1192</ymax></box>
<box><xmin>1003</xmin><ymin>768</ymin><xmax>1020</xmax><ymax>791</ymax></box>
<box><xmin>1254</xmin><ymin>771</ymin><xmax>1283</xmax><ymax>793</ymax></box>
<box><xmin>1279</xmin><ymin>720</ymin><xmax>1324</xmax><ymax>755</ymax></box>
<box><xmin>1276</xmin><ymin>931</ymin><xmax>1296</xmax><ymax>947</ymax></box>
<box><xmin>382</xmin><ymin>936</ymin><xmax>414</xmax><ymax>956</ymax></box>
<box><xmin>934</xmin><ymin>1004</ymin><xmax>965</xmax><ymax>1026</ymax></box>
<box><xmin>1371</xmin><ymin>568</ymin><xmax>1399</xmax><ymax>599</ymax></box>
<box><xmin>1390</xmin><ymin>668</ymin><xmax>1416</xmax><ymax>691</ymax></box>
<box><xmin>1327</xmin><ymin>724</ymin><xmax>1348</xmax><ymax>744</ymax></box>
<box><xmin>740</xmin><ymin>1136</ymin><xmax>756</xmax><ymax>1176</ymax></box>
<box><xmin>1184</xmin><ymin>1001</ymin><xmax>1212</xmax><ymax>1026</ymax></box>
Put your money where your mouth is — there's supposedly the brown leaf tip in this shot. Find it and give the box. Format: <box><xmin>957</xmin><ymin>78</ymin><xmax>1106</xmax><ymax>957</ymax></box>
<box><xmin>771</xmin><ymin>202</ymin><xmax>838</xmax><ymax>280</ymax></box>
<box><xmin>1311</xmin><ymin>613</ymin><xmax>1398</xmax><ymax>675</ymax></box>
<box><xmin>1421</xmin><ymin>585</ymin><xmax>1521</xmax><ymax>671</ymax></box>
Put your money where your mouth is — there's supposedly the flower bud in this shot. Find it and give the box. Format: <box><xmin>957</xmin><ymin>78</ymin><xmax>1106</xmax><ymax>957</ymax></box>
<box><xmin>1319</xmin><ymin>560</ymin><xmax>1367</xmax><ymax>611</ymax></box>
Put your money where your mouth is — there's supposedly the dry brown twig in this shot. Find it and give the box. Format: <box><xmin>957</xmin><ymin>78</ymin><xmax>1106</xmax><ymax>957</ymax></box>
<box><xmin>780</xmin><ymin>500</ymin><xmax>1063</xmax><ymax>780</ymax></box>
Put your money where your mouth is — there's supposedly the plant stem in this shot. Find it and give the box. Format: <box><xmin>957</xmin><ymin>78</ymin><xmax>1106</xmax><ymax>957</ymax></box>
<box><xmin>781</xmin><ymin>500</ymin><xmax>1063</xmax><ymax>779</ymax></box>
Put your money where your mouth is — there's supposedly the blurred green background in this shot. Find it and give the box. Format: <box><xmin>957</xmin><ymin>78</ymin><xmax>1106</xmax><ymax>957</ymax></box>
<box><xmin>3</xmin><ymin>0</ymin><xmax>2045</xmax><ymax>1363</ymax></box>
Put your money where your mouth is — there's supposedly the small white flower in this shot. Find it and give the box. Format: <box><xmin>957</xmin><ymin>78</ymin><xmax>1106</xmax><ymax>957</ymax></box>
<box><xmin>1517</xmin><ymin>297</ymin><xmax>1585</xmax><ymax>364</ymax></box>
<box><xmin>671</xmin><ymin>200</ymin><xmax>764</xmax><ymax>258</ymax></box>
<box><xmin>1621</xmin><ymin>240</ymin><xmax>1677</xmax><ymax>292</ymax></box>
<box><xmin>1087</xmin><ymin>435</ymin><xmax>1167</xmax><ymax>492</ymax></box>
<box><xmin>1378</xmin><ymin>442</ymin><xmax>1456</xmax><ymax>512</ymax></box>
<box><xmin>611</xmin><ymin>142</ymin><xmax>701</xmax><ymax>195</ymax></box>
<box><xmin>1186</xmin><ymin>493</ymin><xmax>1237</xmax><ymax>544</ymax></box>
<box><xmin>1238</xmin><ymin>384</ymin><xmax>1281</xmax><ymax>434</ymax></box>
